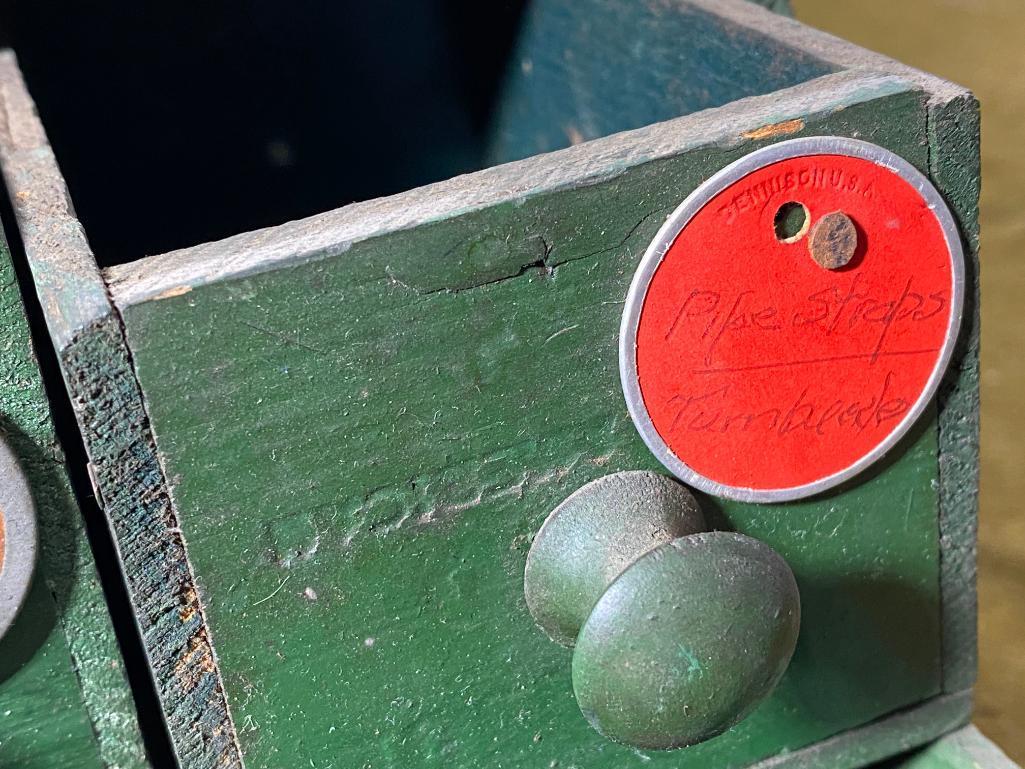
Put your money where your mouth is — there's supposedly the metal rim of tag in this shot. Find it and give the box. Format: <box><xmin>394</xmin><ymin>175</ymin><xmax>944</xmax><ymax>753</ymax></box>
<box><xmin>0</xmin><ymin>436</ymin><xmax>37</xmax><ymax>639</ymax></box>
<box><xmin>619</xmin><ymin>136</ymin><xmax>965</xmax><ymax>503</ymax></box>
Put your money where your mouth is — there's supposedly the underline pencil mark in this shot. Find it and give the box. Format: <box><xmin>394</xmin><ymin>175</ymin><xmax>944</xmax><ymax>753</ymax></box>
<box><xmin>694</xmin><ymin>347</ymin><xmax>940</xmax><ymax>374</ymax></box>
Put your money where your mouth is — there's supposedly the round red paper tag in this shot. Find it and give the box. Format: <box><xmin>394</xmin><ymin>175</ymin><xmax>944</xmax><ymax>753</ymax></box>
<box><xmin>620</xmin><ymin>138</ymin><xmax>963</xmax><ymax>502</ymax></box>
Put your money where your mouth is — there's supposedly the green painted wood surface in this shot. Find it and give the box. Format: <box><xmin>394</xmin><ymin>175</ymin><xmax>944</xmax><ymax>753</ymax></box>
<box><xmin>0</xmin><ymin>2</ymin><xmax>976</xmax><ymax>766</ymax></box>
<box><xmin>488</xmin><ymin>0</ymin><xmax>832</xmax><ymax>163</ymax></box>
<box><xmin>0</xmin><ymin>231</ymin><xmax>146</xmax><ymax>767</ymax></box>
<box><xmin>114</xmin><ymin>84</ymin><xmax>949</xmax><ymax>769</ymax></box>
<box><xmin>489</xmin><ymin>0</ymin><xmax>983</xmax><ymax>696</ymax></box>
<box><xmin>928</xmin><ymin>92</ymin><xmax>981</xmax><ymax>694</ymax></box>
<box><xmin>0</xmin><ymin>51</ymin><xmax>238</xmax><ymax>769</ymax></box>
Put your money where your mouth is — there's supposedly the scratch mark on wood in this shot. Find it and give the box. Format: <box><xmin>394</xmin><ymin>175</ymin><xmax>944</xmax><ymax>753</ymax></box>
<box><xmin>251</xmin><ymin>575</ymin><xmax>292</xmax><ymax>607</ymax></box>
<box><xmin>152</xmin><ymin>284</ymin><xmax>193</xmax><ymax>301</ymax></box>
<box><xmin>544</xmin><ymin>324</ymin><xmax>579</xmax><ymax>344</ymax></box>
<box><xmin>239</xmin><ymin>319</ymin><xmax>325</xmax><ymax>355</ymax></box>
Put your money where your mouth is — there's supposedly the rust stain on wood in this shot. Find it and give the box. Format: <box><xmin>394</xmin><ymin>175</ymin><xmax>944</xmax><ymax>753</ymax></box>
<box><xmin>151</xmin><ymin>284</ymin><xmax>193</xmax><ymax>301</ymax></box>
<box><xmin>175</xmin><ymin>632</ymin><xmax>218</xmax><ymax>688</ymax></box>
<box><xmin>179</xmin><ymin>586</ymin><xmax>198</xmax><ymax>623</ymax></box>
<box><xmin>742</xmin><ymin>118</ymin><xmax>805</xmax><ymax>140</ymax></box>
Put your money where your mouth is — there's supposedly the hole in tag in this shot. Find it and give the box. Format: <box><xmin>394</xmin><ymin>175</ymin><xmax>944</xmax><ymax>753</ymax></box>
<box><xmin>773</xmin><ymin>201</ymin><xmax>809</xmax><ymax>243</ymax></box>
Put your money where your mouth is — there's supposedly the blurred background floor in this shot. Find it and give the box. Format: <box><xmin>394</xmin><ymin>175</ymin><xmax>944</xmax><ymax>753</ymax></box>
<box><xmin>794</xmin><ymin>0</ymin><xmax>1025</xmax><ymax>759</ymax></box>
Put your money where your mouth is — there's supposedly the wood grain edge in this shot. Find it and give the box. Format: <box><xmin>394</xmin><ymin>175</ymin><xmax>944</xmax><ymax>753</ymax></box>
<box><xmin>0</xmin><ymin>50</ymin><xmax>244</xmax><ymax>769</ymax></box>
<box><xmin>105</xmin><ymin>69</ymin><xmax>913</xmax><ymax>309</ymax></box>
<box><xmin>0</xmin><ymin>229</ymin><xmax>148</xmax><ymax>768</ymax></box>
<box><xmin>0</xmin><ymin>51</ymin><xmax>108</xmax><ymax>350</ymax></box>
<box><xmin>928</xmin><ymin>93</ymin><xmax>981</xmax><ymax>694</ymax></box>
<box><xmin>62</xmin><ymin>318</ymin><xmax>242</xmax><ymax>769</ymax></box>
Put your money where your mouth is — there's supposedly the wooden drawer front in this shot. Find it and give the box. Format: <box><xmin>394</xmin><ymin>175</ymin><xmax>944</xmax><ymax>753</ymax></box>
<box><xmin>0</xmin><ymin>233</ymin><xmax>145</xmax><ymax>765</ymax></box>
<box><xmin>0</xmin><ymin>1</ymin><xmax>980</xmax><ymax>768</ymax></box>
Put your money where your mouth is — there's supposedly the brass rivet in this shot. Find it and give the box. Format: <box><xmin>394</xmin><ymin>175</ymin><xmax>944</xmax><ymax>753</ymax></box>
<box><xmin>808</xmin><ymin>210</ymin><xmax>858</xmax><ymax>269</ymax></box>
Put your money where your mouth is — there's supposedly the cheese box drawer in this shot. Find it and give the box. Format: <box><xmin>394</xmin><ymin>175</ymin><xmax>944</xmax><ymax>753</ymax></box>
<box><xmin>0</xmin><ymin>231</ymin><xmax>146</xmax><ymax>763</ymax></box>
<box><xmin>0</xmin><ymin>1</ymin><xmax>983</xmax><ymax>768</ymax></box>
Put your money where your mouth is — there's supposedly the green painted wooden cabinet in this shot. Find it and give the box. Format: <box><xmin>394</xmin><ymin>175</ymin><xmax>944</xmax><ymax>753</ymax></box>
<box><xmin>0</xmin><ymin>1</ymin><xmax>1005</xmax><ymax>768</ymax></box>
<box><xmin>0</xmin><ymin>238</ymin><xmax>147</xmax><ymax>765</ymax></box>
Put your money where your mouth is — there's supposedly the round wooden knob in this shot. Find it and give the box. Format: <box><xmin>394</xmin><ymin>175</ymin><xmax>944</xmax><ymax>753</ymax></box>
<box><xmin>523</xmin><ymin>472</ymin><xmax>800</xmax><ymax>750</ymax></box>
<box><xmin>524</xmin><ymin>471</ymin><xmax>705</xmax><ymax>647</ymax></box>
<box><xmin>573</xmin><ymin>532</ymin><xmax>800</xmax><ymax>749</ymax></box>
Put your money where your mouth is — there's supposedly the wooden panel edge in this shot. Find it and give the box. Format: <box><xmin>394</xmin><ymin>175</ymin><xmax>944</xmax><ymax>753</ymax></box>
<box><xmin>105</xmin><ymin>69</ymin><xmax>914</xmax><ymax>308</ymax></box>
<box><xmin>928</xmin><ymin>93</ymin><xmax>981</xmax><ymax>694</ymax></box>
<box><xmin>0</xmin><ymin>50</ymin><xmax>244</xmax><ymax>769</ymax></box>
<box><xmin>0</xmin><ymin>50</ymin><xmax>110</xmax><ymax>350</ymax></box>
<box><xmin>0</xmin><ymin>227</ymin><xmax>148</xmax><ymax>767</ymax></box>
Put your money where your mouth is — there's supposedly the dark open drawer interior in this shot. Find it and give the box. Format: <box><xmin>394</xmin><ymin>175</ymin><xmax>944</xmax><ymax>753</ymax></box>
<box><xmin>0</xmin><ymin>0</ymin><xmax>830</xmax><ymax>267</ymax></box>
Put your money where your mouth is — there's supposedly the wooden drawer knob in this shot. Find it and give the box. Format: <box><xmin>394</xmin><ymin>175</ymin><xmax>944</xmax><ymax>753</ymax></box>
<box><xmin>524</xmin><ymin>471</ymin><xmax>800</xmax><ymax>750</ymax></box>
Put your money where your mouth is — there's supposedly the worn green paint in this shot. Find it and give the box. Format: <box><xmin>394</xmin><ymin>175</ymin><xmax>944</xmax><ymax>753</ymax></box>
<box><xmin>0</xmin><ymin>50</ymin><xmax>238</xmax><ymax>769</ymax></box>
<box><xmin>488</xmin><ymin>0</ymin><xmax>829</xmax><ymax>163</ymax></box>
<box><xmin>929</xmin><ymin>92</ymin><xmax>982</xmax><ymax>694</ymax></box>
<box><xmin>714</xmin><ymin>691</ymin><xmax>970</xmax><ymax>769</ymax></box>
<box><xmin>60</xmin><ymin>317</ymin><xmax>240</xmax><ymax>769</ymax></box>
<box><xmin>0</xmin><ymin>2</ymin><xmax>976</xmax><ymax>765</ymax></box>
<box><xmin>0</xmin><ymin>232</ymin><xmax>146</xmax><ymax>768</ymax></box>
<box><xmin>113</xmin><ymin>86</ymin><xmax>949</xmax><ymax>768</ymax></box>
